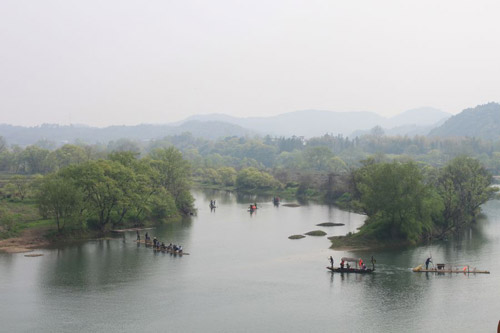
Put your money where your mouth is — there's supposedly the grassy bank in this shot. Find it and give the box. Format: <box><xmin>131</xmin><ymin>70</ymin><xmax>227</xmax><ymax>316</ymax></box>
<box><xmin>328</xmin><ymin>232</ymin><xmax>411</xmax><ymax>250</ymax></box>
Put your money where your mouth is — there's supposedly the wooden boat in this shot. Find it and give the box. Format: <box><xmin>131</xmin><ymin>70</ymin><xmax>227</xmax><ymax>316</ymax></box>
<box><xmin>412</xmin><ymin>264</ymin><xmax>489</xmax><ymax>274</ymax></box>
<box><xmin>327</xmin><ymin>256</ymin><xmax>375</xmax><ymax>274</ymax></box>
<box><xmin>326</xmin><ymin>267</ymin><xmax>374</xmax><ymax>274</ymax></box>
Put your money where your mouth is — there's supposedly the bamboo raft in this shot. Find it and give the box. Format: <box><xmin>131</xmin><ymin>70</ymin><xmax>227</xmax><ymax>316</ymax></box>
<box><xmin>136</xmin><ymin>239</ymin><xmax>153</xmax><ymax>244</ymax></box>
<box><xmin>412</xmin><ymin>265</ymin><xmax>490</xmax><ymax>274</ymax></box>
<box><xmin>136</xmin><ymin>240</ymin><xmax>189</xmax><ymax>255</ymax></box>
<box><xmin>153</xmin><ymin>248</ymin><xmax>189</xmax><ymax>255</ymax></box>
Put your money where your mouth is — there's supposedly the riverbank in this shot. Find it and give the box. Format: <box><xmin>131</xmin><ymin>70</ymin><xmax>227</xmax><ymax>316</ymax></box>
<box><xmin>0</xmin><ymin>226</ymin><xmax>160</xmax><ymax>254</ymax></box>
<box><xmin>0</xmin><ymin>227</ymin><xmax>52</xmax><ymax>253</ymax></box>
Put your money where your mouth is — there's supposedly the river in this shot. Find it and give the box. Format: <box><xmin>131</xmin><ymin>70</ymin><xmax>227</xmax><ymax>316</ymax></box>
<box><xmin>0</xmin><ymin>190</ymin><xmax>499</xmax><ymax>332</ymax></box>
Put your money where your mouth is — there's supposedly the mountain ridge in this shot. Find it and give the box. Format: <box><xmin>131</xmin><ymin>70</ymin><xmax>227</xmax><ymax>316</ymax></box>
<box><xmin>429</xmin><ymin>102</ymin><xmax>500</xmax><ymax>140</ymax></box>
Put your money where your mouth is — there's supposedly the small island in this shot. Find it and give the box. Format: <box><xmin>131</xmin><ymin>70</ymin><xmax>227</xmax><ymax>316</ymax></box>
<box><xmin>305</xmin><ymin>230</ymin><xmax>327</xmax><ymax>236</ymax></box>
<box><xmin>329</xmin><ymin>157</ymin><xmax>497</xmax><ymax>249</ymax></box>
<box><xmin>288</xmin><ymin>234</ymin><xmax>305</xmax><ymax>239</ymax></box>
<box><xmin>316</xmin><ymin>222</ymin><xmax>345</xmax><ymax>227</ymax></box>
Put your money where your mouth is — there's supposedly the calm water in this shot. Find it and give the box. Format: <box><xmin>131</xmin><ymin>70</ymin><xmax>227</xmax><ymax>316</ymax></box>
<box><xmin>1</xmin><ymin>190</ymin><xmax>499</xmax><ymax>332</ymax></box>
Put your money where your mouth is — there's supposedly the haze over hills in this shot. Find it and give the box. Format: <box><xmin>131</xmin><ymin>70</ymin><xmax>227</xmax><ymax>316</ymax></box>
<box><xmin>185</xmin><ymin>107</ymin><xmax>452</xmax><ymax>137</ymax></box>
<box><xmin>0</xmin><ymin>121</ymin><xmax>255</xmax><ymax>147</ymax></box>
<box><xmin>0</xmin><ymin>107</ymin><xmax>453</xmax><ymax>146</ymax></box>
<box><xmin>429</xmin><ymin>102</ymin><xmax>500</xmax><ymax>140</ymax></box>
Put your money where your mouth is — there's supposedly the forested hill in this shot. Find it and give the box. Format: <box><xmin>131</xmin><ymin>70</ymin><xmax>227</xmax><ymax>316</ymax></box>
<box><xmin>0</xmin><ymin>121</ymin><xmax>255</xmax><ymax>146</ymax></box>
<box><xmin>429</xmin><ymin>103</ymin><xmax>500</xmax><ymax>140</ymax></box>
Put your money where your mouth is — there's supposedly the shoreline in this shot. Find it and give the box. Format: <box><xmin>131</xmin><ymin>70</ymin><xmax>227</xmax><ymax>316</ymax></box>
<box><xmin>328</xmin><ymin>235</ymin><xmax>412</xmax><ymax>251</ymax></box>
<box><xmin>0</xmin><ymin>228</ymin><xmax>52</xmax><ymax>254</ymax></box>
<box><xmin>0</xmin><ymin>226</ymin><xmax>156</xmax><ymax>254</ymax></box>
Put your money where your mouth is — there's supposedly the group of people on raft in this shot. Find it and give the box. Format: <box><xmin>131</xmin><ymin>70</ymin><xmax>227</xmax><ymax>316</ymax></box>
<box><xmin>249</xmin><ymin>202</ymin><xmax>258</xmax><ymax>211</ymax></box>
<box><xmin>137</xmin><ymin>231</ymin><xmax>183</xmax><ymax>253</ymax></box>
<box><xmin>329</xmin><ymin>256</ymin><xmax>375</xmax><ymax>270</ymax></box>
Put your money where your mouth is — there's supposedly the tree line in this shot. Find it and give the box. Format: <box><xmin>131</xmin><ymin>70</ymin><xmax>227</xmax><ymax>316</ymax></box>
<box><xmin>0</xmin><ymin>132</ymin><xmax>498</xmax><ymax>243</ymax></box>
<box><xmin>0</xmin><ymin>147</ymin><xmax>194</xmax><ymax>236</ymax></box>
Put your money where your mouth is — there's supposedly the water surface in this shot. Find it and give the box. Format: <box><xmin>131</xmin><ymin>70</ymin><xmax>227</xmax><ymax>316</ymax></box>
<box><xmin>1</xmin><ymin>190</ymin><xmax>499</xmax><ymax>332</ymax></box>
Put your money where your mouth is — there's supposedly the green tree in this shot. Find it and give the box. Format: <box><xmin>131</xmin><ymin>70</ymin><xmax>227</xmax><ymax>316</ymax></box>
<box><xmin>37</xmin><ymin>174</ymin><xmax>83</xmax><ymax>232</ymax></box>
<box><xmin>64</xmin><ymin>160</ymin><xmax>134</xmax><ymax>232</ymax></box>
<box><xmin>7</xmin><ymin>175</ymin><xmax>31</xmax><ymax>201</ymax></box>
<box><xmin>354</xmin><ymin>161</ymin><xmax>443</xmax><ymax>243</ymax></box>
<box><xmin>149</xmin><ymin>147</ymin><xmax>194</xmax><ymax>214</ymax></box>
<box><xmin>0</xmin><ymin>206</ymin><xmax>16</xmax><ymax>237</ymax></box>
<box><xmin>437</xmin><ymin>156</ymin><xmax>496</xmax><ymax>233</ymax></box>
<box><xmin>236</xmin><ymin>167</ymin><xmax>281</xmax><ymax>191</ymax></box>
<box><xmin>49</xmin><ymin>144</ymin><xmax>88</xmax><ymax>170</ymax></box>
<box><xmin>20</xmin><ymin>145</ymin><xmax>50</xmax><ymax>174</ymax></box>
<box><xmin>218</xmin><ymin>167</ymin><xmax>237</xmax><ymax>186</ymax></box>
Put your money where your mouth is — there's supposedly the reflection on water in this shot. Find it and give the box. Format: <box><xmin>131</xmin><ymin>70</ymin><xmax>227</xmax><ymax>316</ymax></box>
<box><xmin>0</xmin><ymin>190</ymin><xmax>499</xmax><ymax>332</ymax></box>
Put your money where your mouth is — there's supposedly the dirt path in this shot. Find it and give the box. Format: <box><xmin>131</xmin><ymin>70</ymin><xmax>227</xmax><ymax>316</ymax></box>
<box><xmin>0</xmin><ymin>228</ymin><xmax>51</xmax><ymax>253</ymax></box>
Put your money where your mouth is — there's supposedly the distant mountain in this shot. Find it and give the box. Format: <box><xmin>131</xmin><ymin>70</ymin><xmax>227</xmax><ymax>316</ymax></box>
<box><xmin>0</xmin><ymin>121</ymin><xmax>254</xmax><ymax>146</ymax></box>
<box><xmin>429</xmin><ymin>103</ymin><xmax>500</xmax><ymax>140</ymax></box>
<box><xmin>386</xmin><ymin>107</ymin><xmax>451</xmax><ymax>127</ymax></box>
<box><xmin>186</xmin><ymin>110</ymin><xmax>385</xmax><ymax>137</ymax></box>
<box><xmin>0</xmin><ymin>106</ymin><xmax>453</xmax><ymax>146</ymax></box>
<box><xmin>185</xmin><ymin>107</ymin><xmax>451</xmax><ymax>138</ymax></box>
<box><xmin>352</xmin><ymin>108</ymin><xmax>452</xmax><ymax>137</ymax></box>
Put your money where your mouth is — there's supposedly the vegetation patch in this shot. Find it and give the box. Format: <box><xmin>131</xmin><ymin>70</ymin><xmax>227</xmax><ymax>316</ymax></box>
<box><xmin>288</xmin><ymin>234</ymin><xmax>305</xmax><ymax>239</ymax></box>
<box><xmin>328</xmin><ymin>234</ymin><xmax>409</xmax><ymax>251</ymax></box>
<box><xmin>316</xmin><ymin>222</ymin><xmax>345</xmax><ymax>227</ymax></box>
<box><xmin>282</xmin><ymin>203</ymin><xmax>300</xmax><ymax>207</ymax></box>
<box><xmin>305</xmin><ymin>230</ymin><xmax>327</xmax><ymax>236</ymax></box>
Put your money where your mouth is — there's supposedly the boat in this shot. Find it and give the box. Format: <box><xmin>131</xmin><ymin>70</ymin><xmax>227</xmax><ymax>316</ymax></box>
<box><xmin>247</xmin><ymin>205</ymin><xmax>258</xmax><ymax>212</ymax></box>
<box><xmin>327</xmin><ymin>256</ymin><xmax>375</xmax><ymax>274</ymax></box>
<box><xmin>326</xmin><ymin>267</ymin><xmax>374</xmax><ymax>274</ymax></box>
<box><xmin>412</xmin><ymin>264</ymin><xmax>489</xmax><ymax>274</ymax></box>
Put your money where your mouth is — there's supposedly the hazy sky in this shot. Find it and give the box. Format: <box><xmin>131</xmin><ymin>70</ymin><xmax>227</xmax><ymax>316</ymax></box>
<box><xmin>1</xmin><ymin>0</ymin><xmax>500</xmax><ymax>127</ymax></box>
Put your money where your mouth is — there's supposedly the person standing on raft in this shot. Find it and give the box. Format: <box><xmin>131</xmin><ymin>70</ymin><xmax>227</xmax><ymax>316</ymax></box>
<box><xmin>329</xmin><ymin>256</ymin><xmax>334</xmax><ymax>269</ymax></box>
<box><xmin>425</xmin><ymin>257</ymin><xmax>432</xmax><ymax>270</ymax></box>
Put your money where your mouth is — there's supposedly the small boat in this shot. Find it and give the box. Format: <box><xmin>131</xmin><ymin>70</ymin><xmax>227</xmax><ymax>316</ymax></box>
<box><xmin>327</xmin><ymin>256</ymin><xmax>375</xmax><ymax>274</ymax></box>
<box><xmin>326</xmin><ymin>267</ymin><xmax>374</xmax><ymax>274</ymax></box>
<box><xmin>247</xmin><ymin>205</ymin><xmax>257</xmax><ymax>212</ymax></box>
<box><xmin>412</xmin><ymin>264</ymin><xmax>489</xmax><ymax>274</ymax></box>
